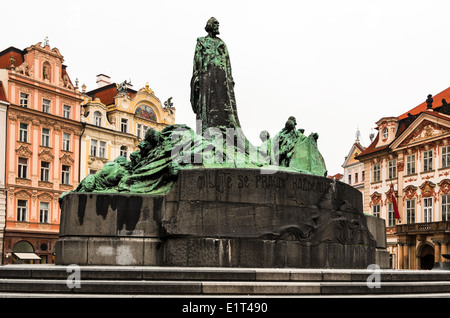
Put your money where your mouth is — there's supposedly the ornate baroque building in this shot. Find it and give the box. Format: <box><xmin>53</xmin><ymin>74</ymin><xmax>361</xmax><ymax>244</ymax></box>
<box><xmin>79</xmin><ymin>75</ymin><xmax>176</xmax><ymax>180</ymax></box>
<box><xmin>0</xmin><ymin>41</ymin><xmax>82</xmax><ymax>264</ymax></box>
<box><xmin>356</xmin><ymin>88</ymin><xmax>450</xmax><ymax>269</ymax></box>
<box><xmin>0</xmin><ymin>81</ymin><xmax>9</xmax><ymax>264</ymax></box>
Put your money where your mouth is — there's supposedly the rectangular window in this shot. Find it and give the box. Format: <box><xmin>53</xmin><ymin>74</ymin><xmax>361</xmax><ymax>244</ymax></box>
<box><xmin>355</xmin><ymin>172</ymin><xmax>359</xmax><ymax>184</ymax></box>
<box><xmin>362</xmin><ymin>170</ymin><xmax>365</xmax><ymax>182</ymax></box>
<box><xmin>443</xmin><ymin>146</ymin><xmax>450</xmax><ymax>169</ymax></box>
<box><xmin>121</xmin><ymin>118</ymin><xmax>128</xmax><ymax>133</ymax></box>
<box><xmin>406</xmin><ymin>199</ymin><xmax>415</xmax><ymax>224</ymax></box>
<box><xmin>63</xmin><ymin>133</ymin><xmax>71</xmax><ymax>151</ymax></box>
<box><xmin>406</xmin><ymin>154</ymin><xmax>416</xmax><ymax>175</ymax></box>
<box><xmin>90</xmin><ymin>139</ymin><xmax>98</xmax><ymax>157</ymax></box>
<box><xmin>423</xmin><ymin>150</ymin><xmax>433</xmax><ymax>172</ymax></box>
<box><xmin>423</xmin><ymin>197</ymin><xmax>433</xmax><ymax>222</ymax></box>
<box><xmin>348</xmin><ymin>174</ymin><xmax>351</xmax><ymax>184</ymax></box>
<box><xmin>137</xmin><ymin>124</ymin><xmax>142</xmax><ymax>139</ymax></box>
<box><xmin>143</xmin><ymin>125</ymin><xmax>148</xmax><ymax>137</ymax></box>
<box><xmin>99</xmin><ymin>141</ymin><xmax>106</xmax><ymax>158</ymax></box>
<box><xmin>20</xmin><ymin>92</ymin><xmax>29</xmax><ymax>108</ymax></box>
<box><xmin>63</xmin><ymin>105</ymin><xmax>71</xmax><ymax>119</ymax></box>
<box><xmin>388</xmin><ymin>159</ymin><xmax>397</xmax><ymax>179</ymax></box>
<box><xmin>39</xmin><ymin>202</ymin><xmax>49</xmax><ymax>223</ymax></box>
<box><xmin>41</xmin><ymin>128</ymin><xmax>50</xmax><ymax>147</ymax></box>
<box><xmin>388</xmin><ymin>202</ymin><xmax>396</xmax><ymax>227</ymax></box>
<box><xmin>373</xmin><ymin>163</ymin><xmax>381</xmax><ymax>182</ymax></box>
<box><xmin>42</xmin><ymin>99</ymin><xmax>51</xmax><ymax>113</ymax></box>
<box><xmin>19</xmin><ymin>123</ymin><xmax>28</xmax><ymax>142</ymax></box>
<box><xmin>17</xmin><ymin>200</ymin><xmax>27</xmax><ymax>222</ymax></box>
<box><xmin>61</xmin><ymin>165</ymin><xmax>70</xmax><ymax>185</ymax></box>
<box><xmin>40</xmin><ymin>161</ymin><xmax>50</xmax><ymax>182</ymax></box>
<box><xmin>442</xmin><ymin>194</ymin><xmax>450</xmax><ymax>221</ymax></box>
<box><xmin>18</xmin><ymin>157</ymin><xmax>28</xmax><ymax>179</ymax></box>
<box><xmin>372</xmin><ymin>204</ymin><xmax>380</xmax><ymax>218</ymax></box>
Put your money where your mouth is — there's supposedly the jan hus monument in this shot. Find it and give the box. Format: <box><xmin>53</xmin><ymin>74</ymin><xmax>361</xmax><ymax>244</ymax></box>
<box><xmin>56</xmin><ymin>18</ymin><xmax>386</xmax><ymax>268</ymax></box>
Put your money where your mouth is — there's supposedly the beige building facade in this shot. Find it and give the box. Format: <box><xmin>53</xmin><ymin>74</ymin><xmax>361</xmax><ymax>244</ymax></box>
<box><xmin>79</xmin><ymin>75</ymin><xmax>176</xmax><ymax>180</ymax></box>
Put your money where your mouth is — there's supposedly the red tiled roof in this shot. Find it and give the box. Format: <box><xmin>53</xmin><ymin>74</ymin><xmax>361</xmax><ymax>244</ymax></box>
<box><xmin>398</xmin><ymin>87</ymin><xmax>450</xmax><ymax>119</ymax></box>
<box><xmin>0</xmin><ymin>47</ymin><xmax>24</xmax><ymax>69</ymax></box>
<box><xmin>87</xmin><ymin>83</ymin><xmax>137</xmax><ymax>106</ymax></box>
<box><xmin>0</xmin><ymin>81</ymin><xmax>7</xmax><ymax>102</ymax></box>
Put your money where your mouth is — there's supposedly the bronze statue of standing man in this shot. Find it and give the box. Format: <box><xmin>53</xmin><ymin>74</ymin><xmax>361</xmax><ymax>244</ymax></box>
<box><xmin>190</xmin><ymin>17</ymin><xmax>242</xmax><ymax>134</ymax></box>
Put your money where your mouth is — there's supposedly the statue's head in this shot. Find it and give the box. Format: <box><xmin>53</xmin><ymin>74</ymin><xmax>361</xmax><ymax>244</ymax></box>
<box><xmin>205</xmin><ymin>17</ymin><xmax>220</xmax><ymax>36</ymax></box>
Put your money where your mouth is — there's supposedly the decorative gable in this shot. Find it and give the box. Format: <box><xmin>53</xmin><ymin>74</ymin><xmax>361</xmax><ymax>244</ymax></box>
<box><xmin>400</xmin><ymin>120</ymin><xmax>450</xmax><ymax>147</ymax></box>
<box><xmin>390</xmin><ymin>111</ymin><xmax>450</xmax><ymax>151</ymax></box>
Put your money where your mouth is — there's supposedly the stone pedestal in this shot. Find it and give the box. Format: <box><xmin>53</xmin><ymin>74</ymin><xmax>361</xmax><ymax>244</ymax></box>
<box><xmin>56</xmin><ymin>168</ymin><xmax>382</xmax><ymax>268</ymax></box>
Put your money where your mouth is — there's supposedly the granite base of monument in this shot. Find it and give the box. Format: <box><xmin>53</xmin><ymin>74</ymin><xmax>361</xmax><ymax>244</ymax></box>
<box><xmin>56</xmin><ymin>168</ymin><xmax>385</xmax><ymax>268</ymax></box>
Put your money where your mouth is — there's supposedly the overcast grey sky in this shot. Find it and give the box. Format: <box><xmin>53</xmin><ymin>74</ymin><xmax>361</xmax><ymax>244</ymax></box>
<box><xmin>3</xmin><ymin>0</ymin><xmax>450</xmax><ymax>175</ymax></box>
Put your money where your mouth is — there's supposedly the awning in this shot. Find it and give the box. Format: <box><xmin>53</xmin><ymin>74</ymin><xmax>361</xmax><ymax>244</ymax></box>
<box><xmin>13</xmin><ymin>253</ymin><xmax>41</xmax><ymax>260</ymax></box>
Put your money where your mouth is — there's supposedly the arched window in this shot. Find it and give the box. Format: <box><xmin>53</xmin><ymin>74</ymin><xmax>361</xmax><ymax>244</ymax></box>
<box><xmin>94</xmin><ymin>111</ymin><xmax>102</xmax><ymax>126</ymax></box>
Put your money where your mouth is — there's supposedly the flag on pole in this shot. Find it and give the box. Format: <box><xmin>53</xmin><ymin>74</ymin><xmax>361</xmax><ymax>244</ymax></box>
<box><xmin>390</xmin><ymin>183</ymin><xmax>401</xmax><ymax>220</ymax></box>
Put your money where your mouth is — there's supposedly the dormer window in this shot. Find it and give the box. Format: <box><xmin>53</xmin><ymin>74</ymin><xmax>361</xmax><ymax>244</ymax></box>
<box><xmin>94</xmin><ymin>111</ymin><xmax>102</xmax><ymax>126</ymax></box>
<box><xmin>382</xmin><ymin>128</ymin><xmax>388</xmax><ymax>139</ymax></box>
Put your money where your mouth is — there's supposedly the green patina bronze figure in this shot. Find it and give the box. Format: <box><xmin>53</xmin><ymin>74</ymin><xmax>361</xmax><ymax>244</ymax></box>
<box><xmin>190</xmin><ymin>17</ymin><xmax>241</xmax><ymax>133</ymax></box>
<box><xmin>61</xmin><ymin>18</ymin><xmax>327</xmax><ymax>200</ymax></box>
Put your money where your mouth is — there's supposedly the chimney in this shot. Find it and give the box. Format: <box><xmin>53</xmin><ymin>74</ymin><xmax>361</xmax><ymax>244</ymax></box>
<box><xmin>96</xmin><ymin>74</ymin><xmax>111</xmax><ymax>88</ymax></box>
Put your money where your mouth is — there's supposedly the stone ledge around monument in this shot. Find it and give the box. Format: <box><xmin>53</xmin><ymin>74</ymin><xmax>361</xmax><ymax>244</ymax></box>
<box><xmin>56</xmin><ymin>168</ymin><xmax>380</xmax><ymax>268</ymax></box>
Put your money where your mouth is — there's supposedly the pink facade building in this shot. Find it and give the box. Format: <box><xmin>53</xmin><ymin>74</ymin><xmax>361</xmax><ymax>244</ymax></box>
<box><xmin>0</xmin><ymin>41</ymin><xmax>82</xmax><ymax>264</ymax></box>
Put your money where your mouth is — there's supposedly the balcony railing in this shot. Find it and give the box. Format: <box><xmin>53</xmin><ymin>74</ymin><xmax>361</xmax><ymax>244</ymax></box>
<box><xmin>396</xmin><ymin>221</ymin><xmax>450</xmax><ymax>234</ymax></box>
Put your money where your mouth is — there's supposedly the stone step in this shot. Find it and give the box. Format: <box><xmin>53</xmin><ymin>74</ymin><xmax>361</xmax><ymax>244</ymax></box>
<box><xmin>1</xmin><ymin>265</ymin><xmax>450</xmax><ymax>296</ymax></box>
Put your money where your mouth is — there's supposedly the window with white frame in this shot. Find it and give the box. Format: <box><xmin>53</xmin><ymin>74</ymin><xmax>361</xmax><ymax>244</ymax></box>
<box><xmin>18</xmin><ymin>157</ymin><xmax>28</xmax><ymax>179</ymax></box>
<box><xmin>39</xmin><ymin>202</ymin><xmax>49</xmax><ymax>223</ymax></box>
<box><xmin>94</xmin><ymin>111</ymin><xmax>102</xmax><ymax>126</ymax></box>
<box><xmin>442</xmin><ymin>194</ymin><xmax>450</xmax><ymax>221</ymax></box>
<box><xmin>137</xmin><ymin>124</ymin><xmax>142</xmax><ymax>139</ymax></box>
<box><xmin>387</xmin><ymin>202</ymin><xmax>396</xmax><ymax>227</ymax></box>
<box><xmin>120</xmin><ymin>146</ymin><xmax>127</xmax><ymax>158</ymax></box>
<box><xmin>63</xmin><ymin>105</ymin><xmax>71</xmax><ymax>119</ymax></box>
<box><xmin>423</xmin><ymin>197</ymin><xmax>433</xmax><ymax>222</ymax></box>
<box><xmin>423</xmin><ymin>150</ymin><xmax>433</xmax><ymax>172</ymax></box>
<box><xmin>121</xmin><ymin>118</ymin><xmax>128</xmax><ymax>133</ymax></box>
<box><xmin>62</xmin><ymin>133</ymin><xmax>71</xmax><ymax>151</ymax></box>
<box><xmin>19</xmin><ymin>123</ymin><xmax>28</xmax><ymax>143</ymax></box>
<box><xmin>42</xmin><ymin>99</ymin><xmax>51</xmax><ymax>113</ymax></box>
<box><xmin>406</xmin><ymin>154</ymin><xmax>416</xmax><ymax>175</ymax></box>
<box><xmin>40</xmin><ymin>161</ymin><xmax>50</xmax><ymax>182</ymax></box>
<box><xmin>90</xmin><ymin>139</ymin><xmax>98</xmax><ymax>157</ymax></box>
<box><xmin>143</xmin><ymin>125</ymin><xmax>148</xmax><ymax>137</ymax></box>
<box><xmin>61</xmin><ymin>165</ymin><xmax>70</xmax><ymax>185</ymax></box>
<box><xmin>373</xmin><ymin>163</ymin><xmax>381</xmax><ymax>182</ymax></box>
<box><xmin>348</xmin><ymin>173</ymin><xmax>352</xmax><ymax>184</ymax></box>
<box><xmin>442</xmin><ymin>146</ymin><xmax>450</xmax><ymax>169</ymax></box>
<box><xmin>42</xmin><ymin>128</ymin><xmax>50</xmax><ymax>147</ymax></box>
<box><xmin>388</xmin><ymin>159</ymin><xmax>397</xmax><ymax>179</ymax></box>
<box><xmin>20</xmin><ymin>92</ymin><xmax>29</xmax><ymax>108</ymax></box>
<box><xmin>17</xmin><ymin>200</ymin><xmax>27</xmax><ymax>222</ymax></box>
<box><xmin>372</xmin><ymin>204</ymin><xmax>380</xmax><ymax>218</ymax></box>
<box><xmin>99</xmin><ymin>141</ymin><xmax>106</xmax><ymax>158</ymax></box>
<box><xmin>406</xmin><ymin>199</ymin><xmax>415</xmax><ymax>224</ymax></box>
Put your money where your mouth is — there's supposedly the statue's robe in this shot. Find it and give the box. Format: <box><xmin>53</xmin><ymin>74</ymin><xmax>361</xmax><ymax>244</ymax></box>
<box><xmin>190</xmin><ymin>36</ymin><xmax>241</xmax><ymax>133</ymax></box>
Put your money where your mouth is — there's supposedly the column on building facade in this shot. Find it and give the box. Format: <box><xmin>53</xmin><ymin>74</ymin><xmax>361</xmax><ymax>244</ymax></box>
<box><xmin>398</xmin><ymin>242</ymin><xmax>404</xmax><ymax>269</ymax></box>
<box><xmin>435</xmin><ymin>241</ymin><xmax>442</xmax><ymax>263</ymax></box>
